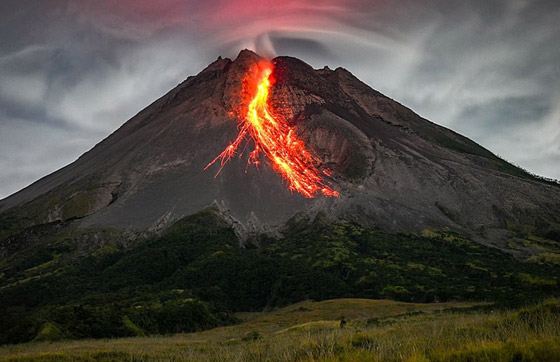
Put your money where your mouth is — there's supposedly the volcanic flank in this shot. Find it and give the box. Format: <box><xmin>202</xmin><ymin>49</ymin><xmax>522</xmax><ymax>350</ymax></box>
<box><xmin>1</xmin><ymin>50</ymin><xmax>559</xmax><ymax>252</ymax></box>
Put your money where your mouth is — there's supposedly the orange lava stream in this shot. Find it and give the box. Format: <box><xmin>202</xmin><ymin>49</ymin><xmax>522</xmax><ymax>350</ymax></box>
<box><xmin>206</xmin><ymin>62</ymin><xmax>338</xmax><ymax>198</ymax></box>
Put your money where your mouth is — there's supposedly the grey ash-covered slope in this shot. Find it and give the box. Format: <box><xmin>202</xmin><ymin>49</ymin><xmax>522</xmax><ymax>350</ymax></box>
<box><xmin>1</xmin><ymin>50</ymin><xmax>559</xmax><ymax>248</ymax></box>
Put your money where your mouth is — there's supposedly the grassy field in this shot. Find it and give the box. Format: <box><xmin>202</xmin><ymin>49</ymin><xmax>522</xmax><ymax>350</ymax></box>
<box><xmin>1</xmin><ymin>297</ymin><xmax>559</xmax><ymax>362</ymax></box>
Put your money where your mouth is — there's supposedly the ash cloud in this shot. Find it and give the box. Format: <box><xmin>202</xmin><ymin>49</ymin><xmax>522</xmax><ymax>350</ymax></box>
<box><xmin>1</xmin><ymin>0</ymin><xmax>559</xmax><ymax>198</ymax></box>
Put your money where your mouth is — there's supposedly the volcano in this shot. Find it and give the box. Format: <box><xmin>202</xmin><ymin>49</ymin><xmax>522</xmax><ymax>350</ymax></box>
<box><xmin>1</xmin><ymin>50</ymin><xmax>559</xmax><ymax>253</ymax></box>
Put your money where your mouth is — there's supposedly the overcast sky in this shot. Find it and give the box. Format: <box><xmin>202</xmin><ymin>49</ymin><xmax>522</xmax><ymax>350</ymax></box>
<box><xmin>1</xmin><ymin>0</ymin><xmax>559</xmax><ymax>199</ymax></box>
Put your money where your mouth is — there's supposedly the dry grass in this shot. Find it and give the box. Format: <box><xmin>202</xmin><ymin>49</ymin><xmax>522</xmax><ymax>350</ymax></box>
<box><xmin>1</xmin><ymin>298</ymin><xmax>559</xmax><ymax>362</ymax></box>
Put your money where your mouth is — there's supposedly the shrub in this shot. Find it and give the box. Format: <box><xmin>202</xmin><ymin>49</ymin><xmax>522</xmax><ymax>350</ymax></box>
<box><xmin>348</xmin><ymin>333</ymin><xmax>377</xmax><ymax>349</ymax></box>
<box><xmin>242</xmin><ymin>330</ymin><xmax>262</xmax><ymax>342</ymax></box>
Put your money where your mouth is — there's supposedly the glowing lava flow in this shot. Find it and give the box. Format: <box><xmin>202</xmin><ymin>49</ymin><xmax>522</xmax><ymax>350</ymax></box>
<box><xmin>205</xmin><ymin>62</ymin><xmax>338</xmax><ymax>198</ymax></box>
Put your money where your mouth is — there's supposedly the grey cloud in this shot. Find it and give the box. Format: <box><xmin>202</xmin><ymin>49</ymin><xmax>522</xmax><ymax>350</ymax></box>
<box><xmin>0</xmin><ymin>115</ymin><xmax>98</xmax><ymax>196</ymax></box>
<box><xmin>271</xmin><ymin>36</ymin><xmax>333</xmax><ymax>60</ymax></box>
<box><xmin>0</xmin><ymin>2</ymin><xmax>219</xmax><ymax>198</ymax></box>
<box><xmin>458</xmin><ymin>97</ymin><xmax>551</xmax><ymax>129</ymax></box>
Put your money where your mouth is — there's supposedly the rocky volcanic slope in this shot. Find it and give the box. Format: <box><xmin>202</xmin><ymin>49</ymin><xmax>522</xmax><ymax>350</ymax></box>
<box><xmin>1</xmin><ymin>50</ymin><xmax>559</xmax><ymax>253</ymax></box>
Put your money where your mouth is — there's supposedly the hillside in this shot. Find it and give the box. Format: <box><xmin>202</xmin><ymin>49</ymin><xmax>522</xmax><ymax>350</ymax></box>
<box><xmin>1</xmin><ymin>210</ymin><xmax>559</xmax><ymax>344</ymax></box>
<box><xmin>1</xmin><ymin>298</ymin><xmax>559</xmax><ymax>361</ymax></box>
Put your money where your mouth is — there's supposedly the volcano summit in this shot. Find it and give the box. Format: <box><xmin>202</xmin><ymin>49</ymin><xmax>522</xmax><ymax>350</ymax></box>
<box><xmin>1</xmin><ymin>50</ymin><xmax>559</xmax><ymax>251</ymax></box>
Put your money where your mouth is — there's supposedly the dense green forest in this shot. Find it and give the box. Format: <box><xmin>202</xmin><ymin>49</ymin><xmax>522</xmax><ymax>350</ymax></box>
<box><xmin>1</xmin><ymin>210</ymin><xmax>559</xmax><ymax>344</ymax></box>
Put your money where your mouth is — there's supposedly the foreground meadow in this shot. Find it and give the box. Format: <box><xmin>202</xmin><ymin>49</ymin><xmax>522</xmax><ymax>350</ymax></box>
<box><xmin>1</xmin><ymin>298</ymin><xmax>559</xmax><ymax>362</ymax></box>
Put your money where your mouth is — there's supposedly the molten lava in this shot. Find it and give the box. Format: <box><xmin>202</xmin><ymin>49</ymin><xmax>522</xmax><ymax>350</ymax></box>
<box><xmin>206</xmin><ymin>61</ymin><xmax>338</xmax><ymax>198</ymax></box>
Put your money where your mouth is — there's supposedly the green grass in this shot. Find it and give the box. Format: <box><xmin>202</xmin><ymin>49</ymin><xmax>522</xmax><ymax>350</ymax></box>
<box><xmin>1</xmin><ymin>298</ymin><xmax>559</xmax><ymax>362</ymax></box>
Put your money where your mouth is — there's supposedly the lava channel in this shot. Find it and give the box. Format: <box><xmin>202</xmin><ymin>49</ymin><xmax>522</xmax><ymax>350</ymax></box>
<box><xmin>205</xmin><ymin>61</ymin><xmax>339</xmax><ymax>198</ymax></box>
